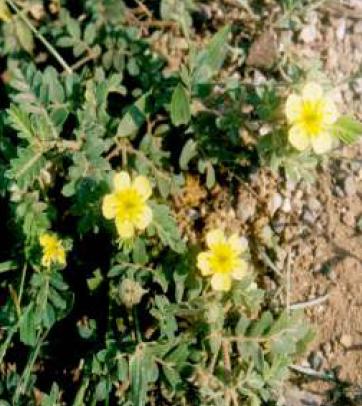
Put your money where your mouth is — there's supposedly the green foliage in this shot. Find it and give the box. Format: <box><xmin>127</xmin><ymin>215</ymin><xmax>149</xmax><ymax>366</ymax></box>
<box><xmin>1</xmin><ymin>1</ymin><xmax>360</xmax><ymax>405</ymax></box>
<box><xmin>332</xmin><ymin>116</ymin><xmax>362</xmax><ymax>145</ymax></box>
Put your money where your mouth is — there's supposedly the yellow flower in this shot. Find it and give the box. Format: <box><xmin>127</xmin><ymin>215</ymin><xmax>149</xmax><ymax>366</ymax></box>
<box><xmin>197</xmin><ymin>229</ymin><xmax>249</xmax><ymax>292</ymax></box>
<box><xmin>0</xmin><ymin>0</ymin><xmax>12</xmax><ymax>23</ymax></box>
<box><xmin>39</xmin><ymin>233</ymin><xmax>66</xmax><ymax>268</ymax></box>
<box><xmin>285</xmin><ymin>82</ymin><xmax>338</xmax><ymax>154</ymax></box>
<box><xmin>102</xmin><ymin>171</ymin><xmax>153</xmax><ymax>239</ymax></box>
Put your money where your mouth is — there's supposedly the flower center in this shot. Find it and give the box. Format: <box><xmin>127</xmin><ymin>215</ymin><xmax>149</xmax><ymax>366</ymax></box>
<box><xmin>300</xmin><ymin>101</ymin><xmax>324</xmax><ymax>136</ymax></box>
<box><xmin>210</xmin><ymin>244</ymin><xmax>235</xmax><ymax>274</ymax></box>
<box><xmin>115</xmin><ymin>188</ymin><xmax>144</xmax><ymax>220</ymax></box>
<box><xmin>44</xmin><ymin>240</ymin><xmax>63</xmax><ymax>261</ymax></box>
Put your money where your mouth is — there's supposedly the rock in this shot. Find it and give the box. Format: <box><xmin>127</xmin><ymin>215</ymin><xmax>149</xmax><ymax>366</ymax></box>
<box><xmin>344</xmin><ymin>175</ymin><xmax>357</xmax><ymax>197</ymax></box>
<box><xmin>303</xmin><ymin>209</ymin><xmax>317</xmax><ymax>224</ymax></box>
<box><xmin>334</xmin><ymin>185</ymin><xmax>344</xmax><ymax>198</ymax></box>
<box><xmin>282</xmin><ymin>197</ymin><xmax>292</xmax><ymax>213</ymax></box>
<box><xmin>307</xmin><ymin>197</ymin><xmax>321</xmax><ymax>212</ymax></box>
<box><xmin>322</xmin><ymin>342</ymin><xmax>332</xmax><ymax>359</ymax></box>
<box><xmin>299</xmin><ymin>24</ymin><xmax>318</xmax><ymax>43</ymax></box>
<box><xmin>309</xmin><ymin>351</ymin><xmax>324</xmax><ymax>371</ymax></box>
<box><xmin>336</xmin><ymin>18</ymin><xmax>347</xmax><ymax>41</ymax></box>
<box><xmin>340</xmin><ymin>334</ymin><xmax>353</xmax><ymax>348</ymax></box>
<box><xmin>237</xmin><ymin>190</ymin><xmax>257</xmax><ymax>222</ymax></box>
<box><xmin>286</xmin><ymin>179</ymin><xmax>296</xmax><ymax>192</ymax></box>
<box><xmin>354</xmin><ymin>21</ymin><xmax>362</xmax><ymax>34</ymax></box>
<box><xmin>259</xmin><ymin>225</ymin><xmax>274</xmax><ymax>247</ymax></box>
<box><xmin>268</xmin><ymin>192</ymin><xmax>282</xmax><ymax>216</ymax></box>
<box><xmin>246</xmin><ymin>30</ymin><xmax>279</xmax><ymax>68</ymax></box>
<box><xmin>342</xmin><ymin>211</ymin><xmax>355</xmax><ymax>227</ymax></box>
<box><xmin>282</xmin><ymin>386</ymin><xmax>322</xmax><ymax>406</ymax></box>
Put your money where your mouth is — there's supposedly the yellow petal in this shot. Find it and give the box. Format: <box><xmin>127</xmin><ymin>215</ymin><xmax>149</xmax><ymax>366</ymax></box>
<box><xmin>133</xmin><ymin>176</ymin><xmax>152</xmax><ymax>200</ymax></box>
<box><xmin>288</xmin><ymin>125</ymin><xmax>310</xmax><ymax>151</ymax></box>
<box><xmin>285</xmin><ymin>94</ymin><xmax>302</xmax><ymax>123</ymax></box>
<box><xmin>232</xmin><ymin>259</ymin><xmax>248</xmax><ymax>280</ymax></box>
<box><xmin>206</xmin><ymin>229</ymin><xmax>226</xmax><ymax>249</ymax></box>
<box><xmin>228</xmin><ymin>234</ymin><xmax>248</xmax><ymax>255</ymax></box>
<box><xmin>211</xmin><ymin>273</ymin><xmax>231</xmax><ymax>292</ymax></box>
<box><xmin>113</xmin><ymin>171</ymin><xmax>131</xmax><ymax>191</ymax></box>
<box><xmin>302</xmin><ymin>82</ymin><xmax>323</xmax><ymax>101</ymax></box>
<box><xmin>39</xmin><ymin>234</ymin><xmax>52</xmax><ymax>247</ymax></box>
<box><xmin>197</xmin><ymin>252</ymin><xmax>213</xmax><ymax>276</ymax></box>
<box><xmin>102</xmin><ymin>194</ymin><xmax>117</xmax><ymax>219</ymax></box>
<box><xmin>0</xmin><ymin>1</ymin><xmax>12</xmax><ymax>22</ymax></box>
<box><xmin>311</xmin><ymin>133</ymin><xmax>333</xmax><ymax>154</ymax></box>
<box><xmin>58</xmin><ymin>250</ymin><xmax>66</xmax><ymax>266</ymax></box>
<box><xmin>135</xmin><ymin>205</ymin><xmax>153</xmax><ymax>230</ymax></box>
<box><xmin>41</xmin><ymin>256</ymin><xmax>50</xmax><ymax>267</ymax></box>
<box><xmin>322</xmin><ymin>99</ymin><xmax>338</xmax><ymax>125</ymax></box>
<box><xmin>115</xmin><ymin>218</ymin><xmax>135</xmax><ymax>239</ymax></box>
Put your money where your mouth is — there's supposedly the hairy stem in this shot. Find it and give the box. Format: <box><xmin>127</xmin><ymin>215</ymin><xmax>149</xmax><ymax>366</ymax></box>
<box><xmin>6</xmin><ymin>0</ymin><xmax>73</xmax><ymax>74</ymax></box>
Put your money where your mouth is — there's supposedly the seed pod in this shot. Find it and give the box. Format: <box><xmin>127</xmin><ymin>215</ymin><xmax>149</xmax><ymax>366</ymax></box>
<box><xmin>119</xmin><ymin>278</ymin><xmax>146</xmax><ymax>309</ymax></box>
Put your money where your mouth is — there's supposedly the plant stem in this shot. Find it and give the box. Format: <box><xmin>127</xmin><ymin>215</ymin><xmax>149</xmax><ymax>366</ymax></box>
<box><xmin>18</xmin><ymin>264</ymin><xmax>27</xmax><ymax>312</ymax></box>
<box><xmin>133</xmin><ymin>306</ymin><xmax>142</xmax><ymax>343</ymax></box>
<box><xmin>13</xmin><ymin>330</ymin><xmax>47</xmax><ymax>404</ymax></box>
<box><xmin>5</xmin><ymin>0</ymin><xmax>73</xmax><ymax>74</ymax></box>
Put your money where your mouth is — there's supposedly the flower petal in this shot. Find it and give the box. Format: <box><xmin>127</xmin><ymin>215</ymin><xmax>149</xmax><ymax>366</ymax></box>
<box><xmin>134</xmin><ymin>205</ymin><xmax>153</xmax><ymax>230</ymax></box>
<box><xmin>133</xmin><ymin>175</ymin><xmax>152</xmax><ymax>200</ymax></box>
<box><xmin>41</xmin><ymin>256</ymin><xmax>50</xmax><ymax>267</ymax></box>
<box><xmin>57</xmin><ymin>251</ymin><xmax>66</xmax><ymax>266</ymax></box>
<box><xmin>113</xmin><ymin>171</ymin><xmax>131</xmax><ymax>191</ymax></box>
<box><xmin>197</xmin><ymin>252</ymin><xmax>213</xmax><ymax>276</ymax></box>
<box><xmin>288</xmin><ymin>125</ymin><xmax>310</xmax><ymax>151</ymax></box>
<box><xmin>322</xmin><ymin>99</ymin><xmax>338</xmax><ymax>125</ymax></box>
<box><xmin>311</xmin><ymin>133</ymin><xmax>333</xmax><ymax>154</ymax></box>
<box><xmin>285</xmin><ymin>94</ymin><xmax>302</xmax><ymax>123</ymax></box>
<box><xmin>39</xmin><ymin>234</ymin><xmax>52</xmax><ymax>247</ymax></box>
<box><xmin>211</xmin><ymin>273</ymin><xmax>231</xmax><ymax>292</ymax></box>
<box><xmin>115</xmin><ymin>218</ymin><xmax>135</xmax><ymax>239</ymax></box>
<box><xmin>102</xmin><ymin>194</ymin><xmax>117</xmax><ymax>219</ymax></box>
<box><xmin>302</xmin><ymin>82</ymin><xmax>323</xmax><ymax>101</ymax></box>
<box><xmin>232</xmin><ymin>259</ymin><xmax>248</xmax><ymax>280</ymax></box>
<box><xmin>228</xmin><ymin>234</ymin><xmax>248</xmax><ymax>255</ymax></box>
<box><xmin>206</xmin><ymin>229</ymin><xmax>226</xmax><ymax>249</ymax></box>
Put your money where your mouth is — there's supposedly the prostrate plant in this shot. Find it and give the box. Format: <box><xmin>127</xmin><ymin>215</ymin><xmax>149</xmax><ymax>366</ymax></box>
<box><xmin>0</xmin><ymin>1</ymin><xmax>361</xmax><ymax>406</ymax></box>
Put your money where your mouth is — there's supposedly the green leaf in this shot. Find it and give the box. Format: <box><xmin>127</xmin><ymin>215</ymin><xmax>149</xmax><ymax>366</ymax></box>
<box><xmin>162</xmin><ymin>364</ymin><xmax>181</xmax><ymax>389</ymax></box>
<box><xmin>7</xmin><ymin>105</ymin><xmax>34</xmax><ymax>140</ymax></box>
<box><xmin>249</xmin><ymin>311</ymin><xmax>273</xmax><ymax>337</ymax></box>
<box><xmin>132</xmin><ymin>238</ymin><xmax>148</xmax><ymax>265</ymax></box>
<box><xmin>117</xmin><ymin>93</ymin><xmax>149</xmax><ymax>138</ymax></box>
<box><xmin>170</xmin><ymin>83</ymin><xmax>191</xmax><ymax>126</ymax></box>
<box><xmin>332</xmin><ymin>116</ymin><xmax>362</xmax><ymax>144</ymax></box>
<box><xmin>193</xmin><ymin>26</ymin><xmax>230</xmax><ymax>85</ymax></box>
<box><xmin>20</xmin><ymin>305</ymin><xmax>37</xmax><ymax>346</ymax></box>
<box><xmin>0</xmin><ymin>260</ymin><xmax>17</xmax><ymax>274</ymax></box>
<box><xmin>179</xmin><ymin>139</ymin><xmax>197</xmax><ymax>170</ymax></box>
<box><xmin>150</xmin><ymin>295</ymin><xmax>178</xmax><ymax>339</ymax></box>
<box><xmin>15</xmin><ymin>19</ymin><xmax>34</xmax><ymax>54</ymax></box>
<box><xmin>129</xmin><ymin>348</ymin><xmax>151</xmax><ymax>406</ymax></box>
<box><xmin>7</xmin><ymin>147</ymin><xmax>46</xmax><ymax>189</ymax></box>
<box><xmin>87</xmin><ymin>269</ymin><xmax>104</xmax><ymax>291</ymax></box>
<box><xmin>205</xmin><ymin>162</ymin><xmax>215</xmax><ymax>189</ymax></box>
<box><xmin>149</xmin><ymin>202</ymin><xmax>185</xmax><ymax>253</ymax></box>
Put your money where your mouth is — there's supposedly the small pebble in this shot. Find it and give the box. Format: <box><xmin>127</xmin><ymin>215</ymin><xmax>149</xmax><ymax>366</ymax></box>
<box><xmin>303</xmin><ymin>209</ymin><xmax>317</xmax><ymax>224</ymax></box>
<box><xmin>340</xmin><ymin>334</ymin><xmax>353</xmax><ymax>348</ymax></box>
<box><xmin>307</xmin><ymin>197</ymin><xmax>321</xmax><ymax>212</ymax></box>
<box><xmin>282</xmin><ymin>197</ymin><xmax>292</xmax><ymax>213</ymax></box>
<box><xmin>344</xmin><ymin>176</ymin><xmax>357</xmax><ymax>197</ymax></box>
<box><xmin>268</xmin><ymin>192</ymin><xmax>282</xmax><ymax>216</ymax></box>
<box><xmin>342</xmin><ymin>211</ymin><xmax>355</xmax><ymax>227</ymax></box>
<box><xmin>299</xmin><ymin>25</ymin><xmax>318</xmax><ymax>43</ymax></box>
